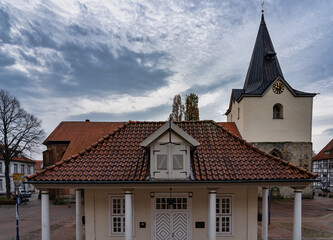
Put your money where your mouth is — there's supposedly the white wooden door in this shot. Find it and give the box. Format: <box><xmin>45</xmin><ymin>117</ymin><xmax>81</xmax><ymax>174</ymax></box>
<box><xmin>155</xmin><ymin>212</ymin><xmax>189</xmax><ymax>240</ymax></box>
<box><xmin>152</xmin><ymin>194</ymin><xmax>192</xmax><ymax>240</ymax></box>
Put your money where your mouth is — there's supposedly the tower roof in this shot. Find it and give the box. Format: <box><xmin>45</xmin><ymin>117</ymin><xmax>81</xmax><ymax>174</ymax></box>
<box><xmin>225</xmin><ymin>14</ymin><xmax>316</xmax><ymax>115</ymax></box>
<box><xmin>243</xmin><ymin>14</ymin><xmax>283</xmax><ymax>94</ymax></box>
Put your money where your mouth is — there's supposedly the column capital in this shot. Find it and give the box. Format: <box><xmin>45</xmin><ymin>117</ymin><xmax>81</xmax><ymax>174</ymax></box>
<box><xmin>207</xmin><ymin>188</ymin><xmax>219</xmax><ymax>193</ymax></box>
<box><xmin>291</xmin><ymin>187</ymin><xmax>305</xmax><ymax>192</ymax></box>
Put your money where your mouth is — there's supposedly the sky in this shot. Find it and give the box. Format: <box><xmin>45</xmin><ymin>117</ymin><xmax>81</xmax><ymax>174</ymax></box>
<box><xmin>0</xmin><ymin>0</ymin><xmax>332</xmax><ymax>158</ymax></box>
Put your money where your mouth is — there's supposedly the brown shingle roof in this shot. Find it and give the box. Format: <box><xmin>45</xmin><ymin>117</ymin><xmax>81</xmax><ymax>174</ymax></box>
<box><xmin>44</xmin><ymin>121</ymin><xmax>125</xmax><ymax>160</ymax></box>
<box><xmin>313</xmin><ymin>139</ymin><xmax>333</xmax><ymax>161</ymax></box>
<box><xmin>29</xmin><ymin>121</ymin><xmax>316</xmax><ymax>182</ymax></box>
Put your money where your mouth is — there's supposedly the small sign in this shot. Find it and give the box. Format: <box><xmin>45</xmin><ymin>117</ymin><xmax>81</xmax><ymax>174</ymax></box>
<box><xmin>13</xmin><ymin>173</ymin><xmax>24</xmax><ymax>185</ymax></box>
<box><xmin>195</xmin><ymin>221</ymin><xmax>205</xmax><ymax>228</ymax></box>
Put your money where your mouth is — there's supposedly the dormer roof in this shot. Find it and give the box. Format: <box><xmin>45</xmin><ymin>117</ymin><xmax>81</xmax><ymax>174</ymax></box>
<box><xmin>140</xmin><ymin>121</ymin><xmax>200</xmax><ymax>147</ymax></box>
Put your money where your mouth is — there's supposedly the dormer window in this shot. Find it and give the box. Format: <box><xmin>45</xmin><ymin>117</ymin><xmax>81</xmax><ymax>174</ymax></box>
<box><xmin>141</xmin><ymin>121</ymin><xmax>200</xmax><ymax>180</ymax></box>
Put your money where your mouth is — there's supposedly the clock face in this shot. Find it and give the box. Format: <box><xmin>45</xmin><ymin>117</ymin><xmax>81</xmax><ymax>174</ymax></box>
<box><xmin>272</xmin><ymin>81</ymin><xmax>285</xmax><ymax>94</ymax></box>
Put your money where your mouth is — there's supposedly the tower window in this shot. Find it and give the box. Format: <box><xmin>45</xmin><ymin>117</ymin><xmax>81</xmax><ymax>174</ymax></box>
<box><xmin>237</xmin><ymin>107</ymin><xmax>240</xmax><ymax>120</ymax></box>
<box><xmin>273</xmin><ymin>104</ymin><xmax>283</xmax><ymax>119</ymax></box>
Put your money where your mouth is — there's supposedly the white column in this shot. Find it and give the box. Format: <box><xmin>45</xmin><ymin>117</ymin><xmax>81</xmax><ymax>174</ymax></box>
<box><xmin>262</xmin><ymin>187</ymin><xmax>269</xmax><ymax>240</ymax></box>
<box><xmin>125</xmin><ymin>191</ymin><xmax>132</xmax><ymax>240</ymax></box>
<box><xmin>76</xmin><ymin>189</ymin><xmax>83</xmax><ymax>240</ymax></box>
<box><xmin>41</xmin><ymin>190</ymin><xmax>50</xmax><ymax>240</ymax></box>
<box><xmin>209</xmin><ymin>190</ymin><xmax>216</xmax><ymax>240</ymax></box>
<box><xmin>293</xmin><ymin>189</ymin><xmax>302</xmax><ymax>240</ymax></box>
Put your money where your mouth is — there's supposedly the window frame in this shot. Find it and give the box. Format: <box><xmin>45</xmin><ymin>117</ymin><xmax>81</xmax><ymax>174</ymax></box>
<box><xmin>27</xmin><ymin>165</ymin><xmax>31</xmax><ymax>174</ymax></box>
<box><xmin>109</xmin><ymin>195</ymin><xmax>134</xmax><ymax>237</ymax></box>
<box><xmin>216</xmin><ymin>194</ymin><xmax>234</xmax><ymax>236</ymax></box>
<box><xmin>0</xmin><ymin>178</ymin><xmax>2</xmax><ymax>190</ymax></box>
<box><xmin>14</xmin><ymin>164</ymin><xmax>18</xmax><ymax>173</ymax></box>
<box><xmin>21</xmin><ymin>165</ymin><xmax>24</xmax><ymax>174</ymax></box>
<box><xmin>0</xmin><ymin>162</ymin><xmax>2</xmax><ymax>173</ymax></box>
<box><xmin>273</xmin><ymin>104</ymin><xmax>283</xmax><ymax>119</ymax></box>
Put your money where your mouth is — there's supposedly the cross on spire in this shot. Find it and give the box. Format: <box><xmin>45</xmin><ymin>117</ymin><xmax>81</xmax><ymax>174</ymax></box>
<box><xmin>261</xmin><ymin>1</ymin><xmax>264</xmax><ymax>13</ymax></box>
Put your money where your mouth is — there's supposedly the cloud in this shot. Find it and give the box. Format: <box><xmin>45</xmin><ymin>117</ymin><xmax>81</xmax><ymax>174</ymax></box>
<box><xmin>0</xmin><ymin>0</ymin><xmax>332</xmax><ymax>157</ymax></box>
<box><xmin>322</xmin><ymin>128</ymin><xmax>333</xmax><ymax>136</ymax></box>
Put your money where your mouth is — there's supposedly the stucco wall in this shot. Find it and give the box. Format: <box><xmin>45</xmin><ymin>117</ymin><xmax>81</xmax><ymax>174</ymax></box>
<box><xmin>84</xmin><ymin>186</ymin><xmax>258</xmax><ymax>240</ymax></box>
<box><xmin>227</xmin><ymin>85</ymin><xmax>313</xmax><ymax>143</ymax></box>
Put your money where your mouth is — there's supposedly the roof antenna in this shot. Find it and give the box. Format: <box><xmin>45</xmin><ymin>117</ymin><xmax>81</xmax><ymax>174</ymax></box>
<box><xmin>261</xmin><ymin>1</ymin><xmax>264</xmax><ymax>13</ymax></box>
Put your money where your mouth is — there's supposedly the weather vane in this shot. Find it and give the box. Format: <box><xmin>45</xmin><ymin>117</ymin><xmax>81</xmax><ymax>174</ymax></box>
<box><xmin>261</xmin><ymin>1</ymin><xmax>264</xmax><ymax>13</ymax></box>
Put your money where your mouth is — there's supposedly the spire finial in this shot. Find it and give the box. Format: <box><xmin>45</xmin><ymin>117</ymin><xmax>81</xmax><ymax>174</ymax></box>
<box><xmin>261</xmin><ymin>1</ymin><xmax>264</xmax><ymax>13</ymax></box>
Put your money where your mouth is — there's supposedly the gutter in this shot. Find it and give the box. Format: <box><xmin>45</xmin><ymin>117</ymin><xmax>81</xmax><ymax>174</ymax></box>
<box><xmin>26</xmin><ymin>178</ymin><xmax>319</xmax><ymax>185</ymax></box>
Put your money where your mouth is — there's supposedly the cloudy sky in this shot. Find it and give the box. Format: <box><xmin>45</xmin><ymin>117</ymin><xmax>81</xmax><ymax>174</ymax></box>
<box><xmin>0</xmin><ymin>0</ymin><xmax>332</xmax><ymax>157</ymax></box>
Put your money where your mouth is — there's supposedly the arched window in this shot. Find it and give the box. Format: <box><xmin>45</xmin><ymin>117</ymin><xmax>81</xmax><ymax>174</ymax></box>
<box><xmin>273</xmin><ymin>104</ymin><xmax>283</xmax><ymax>119</ymax></box>
<box><xmin>270</xmin><ymin>149</ymin><xmax>283</xmax><ymax>158</ymax></box>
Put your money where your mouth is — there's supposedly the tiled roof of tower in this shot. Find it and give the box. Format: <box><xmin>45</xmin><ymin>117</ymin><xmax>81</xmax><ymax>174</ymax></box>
<box><xmin>243</xmin><ymin>14</ymin><xmax>283</xmax><ymax>94</ymax></box>
<box><xmin>313</xmin><ymin>139</ymin><xmax>333</xmax><ymax>161</ymax></box>
<box><xmin>225</xmin><ymin>14</ymin><xmax>316</xmax><ymax>115</ymax></box>
<box><xmin>29</xmin><ymin>121</ymin><xmax>316</xmax><ymax>182</ymax></box>
<box><xmin>44</xmin><ymin>121</ymin><xmax>125</xmax><ymax>161</ymax></box>
<box><xmin>217</xmin><ymin>122</ymin><xmax>240</xmax><ymax>137</ymax></box>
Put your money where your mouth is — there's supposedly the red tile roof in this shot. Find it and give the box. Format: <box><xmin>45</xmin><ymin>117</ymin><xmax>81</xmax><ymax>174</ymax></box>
<box><xmin>44</xmin><ymin>121</ymin><xmax>125</xmax><ymax>160</ymax></box>
<box><xmin>29</xmin><ymin>121</ymin><xmax>316</xmax><ymax>182</ymax></box>
<box><xmin>217</xmin><ymin>122</ymin><xmax>240</xmax><ymax>137</ymax></box>
<box><xmin>0</xmin><ymin>154</ymin><xmax>35</xmax><ymax>163</ymax></box>
<box><xmin>313</xmin><ymin>139</ymin><xmax>333</xmax><ymax>161</ymax></box>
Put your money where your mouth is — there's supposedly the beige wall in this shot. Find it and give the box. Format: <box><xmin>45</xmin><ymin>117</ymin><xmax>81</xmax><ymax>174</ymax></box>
<box><xmin>227</xmin><ymin>85</ymin><xmax>313</xmax><ymax>142</ymax></box>
<box><xmin>84</xmin><ymin>186</ymin><xmax>258</xmax><ymax>240</ymax></box>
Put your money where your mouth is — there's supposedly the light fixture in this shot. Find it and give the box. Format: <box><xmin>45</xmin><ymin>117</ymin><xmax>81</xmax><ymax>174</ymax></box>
<box><xmin>150</xmin><ymin>192</ymin><xmax>155</xmax><ymax>198</ymax></box>
<box><xmin>167</xmin><ymin>188</ymin><xmax>176</xmax><ymax>209</ymax></box>
<box><xmin>188</xmin><ymin>192</ymin><xmax>193</xmax><ymax>198</ymax></box>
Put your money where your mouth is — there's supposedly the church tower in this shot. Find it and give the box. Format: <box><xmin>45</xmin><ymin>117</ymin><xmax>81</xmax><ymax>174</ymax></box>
<box><xmin>226</xmin><ymin>14</ymin><xmax>316</xmax><ymax>178</ymax></box>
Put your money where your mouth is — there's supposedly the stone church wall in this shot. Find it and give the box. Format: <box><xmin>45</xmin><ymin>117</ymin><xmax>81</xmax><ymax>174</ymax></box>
<box><xmin>251</xmin><ymin>142</ymin><xmax>313</xmax><ymax>198</ymax></box>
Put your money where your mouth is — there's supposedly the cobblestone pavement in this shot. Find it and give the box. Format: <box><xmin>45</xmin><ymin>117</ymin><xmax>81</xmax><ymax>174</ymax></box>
<box><xmin>0</xmin><ymin>193</ymin><xmax>80</xmax><ymax>240</ymax></box>
<box><xmin>258</xmin><ymin>195</ymin><xmax>333</xmax><ymax>240</ymax></box>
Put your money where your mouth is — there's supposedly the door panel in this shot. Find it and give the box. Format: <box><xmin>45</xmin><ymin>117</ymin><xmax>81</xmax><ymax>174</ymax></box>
<box><xmin>153</xmin><ymin>144</ymin><xmax>169</xmax><ymax>179</ymax></box>
<box><xmin>172</xmin><ymin>212</ymin><xmax>188</xmax><ymax>240</ymax></box>
<box><xmin>155</xmin><ymin>213</ymin><xmax>171</xmax><ymax>240</ymax></box>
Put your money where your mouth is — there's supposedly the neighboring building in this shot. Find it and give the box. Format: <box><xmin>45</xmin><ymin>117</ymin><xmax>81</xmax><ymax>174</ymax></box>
<box><xmin>34</xmin><ymin>160</ymin><xmax>43</xmax><ymax>174</ymax></box>
<box><xmin>225</xmin><ymin>15</ymin><xmax>316</xmax><ymax>196</ymax></box>
<box><xmin>42</xmin><ymin>120</ymin><xmax>125</xmax><ymax>167</ymax></box>
<box><xmin>312</xmin><ymin>139</ymin><xmax>333</xmax><ymax>191</ymax></box>
<box><xmin>0</xmin><ymin>153</ymin><xmax>35</xmax><ymax>195</ymax></box>
<box><xmin>28</xmin><ymin>120</ymin><xmax>316</xmax><ymax>240</ymax></box>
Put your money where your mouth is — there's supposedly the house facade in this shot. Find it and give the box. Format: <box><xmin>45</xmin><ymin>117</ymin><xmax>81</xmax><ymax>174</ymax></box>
<box><xmin>28</xmin><ymin>120</ymin><xmax>316</xmax><ymax>240</ymax></box>
<box><xmin>312</xmin><ymin>139</ymin><xmax>333</xmax><ymax>191</ymax></box>
<box><xmin>225</xmin><ymin>15</ymin><xmax>316</xmax><ymax>197</ymax></box>
<box><xmin>0</xmin><ymin>155</ymin><xmax>35</xmax><ymax>195</ymax></box>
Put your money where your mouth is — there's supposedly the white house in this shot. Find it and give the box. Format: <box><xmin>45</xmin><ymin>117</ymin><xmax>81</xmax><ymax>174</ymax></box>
<box><xmin>28</xmin><ymin>120</ymin><xmax>316</xmax><ymax>240</ymax></box>
<box><xmin>0</xmin><ymin>154</ymin><xmax>35</xmax><ymax>195</ymax></box>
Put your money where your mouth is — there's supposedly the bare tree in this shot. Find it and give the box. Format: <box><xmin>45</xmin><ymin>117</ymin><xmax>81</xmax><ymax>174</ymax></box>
<box><xmin>0</xmin><ymin>90</ymin><xmax>45</xmax><ymax>199</ymax></box>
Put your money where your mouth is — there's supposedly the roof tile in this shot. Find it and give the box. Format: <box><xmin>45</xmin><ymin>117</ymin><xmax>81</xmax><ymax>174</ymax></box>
<box><xmin>29</xmin><ymin>121</ymin><xmax>316</xmax><ymax>182</ymax></box>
